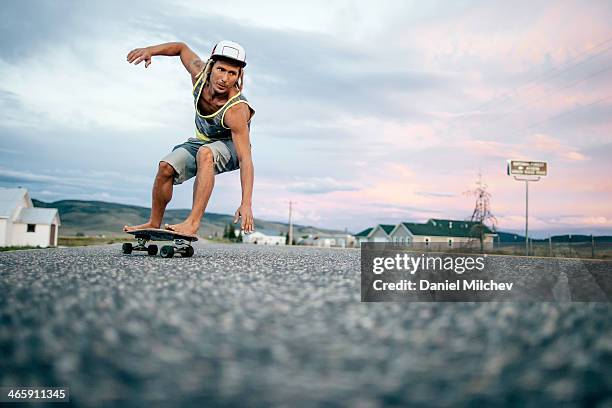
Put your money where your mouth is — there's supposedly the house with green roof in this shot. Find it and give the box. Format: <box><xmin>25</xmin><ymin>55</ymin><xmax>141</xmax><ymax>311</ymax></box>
<box><xmin>354</xmin><ymin>227</ymin><xmax>373</xmax><ymax>246</ymax></box>
<box><xmin>355</xmin><ymin>224</ymin><xmax>395</xmax><ymax>245</ymax></box>
<box><xmin>389</xmin><ymin>218</ymin><xmax>496</xmax><ymax>248</ymax></box>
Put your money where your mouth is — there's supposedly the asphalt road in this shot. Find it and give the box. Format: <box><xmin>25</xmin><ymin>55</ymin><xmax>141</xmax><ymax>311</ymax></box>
<box><xmin>1</xmin><ymin>243</ymin><xmax>611</xmax><ymax>407</ymax></box>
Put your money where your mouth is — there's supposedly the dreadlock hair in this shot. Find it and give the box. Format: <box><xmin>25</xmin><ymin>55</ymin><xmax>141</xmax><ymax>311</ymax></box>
<box><xmin>201</xmin><ymin>58</ymin><xmax>245</xmax><ymax>91</ymax></box>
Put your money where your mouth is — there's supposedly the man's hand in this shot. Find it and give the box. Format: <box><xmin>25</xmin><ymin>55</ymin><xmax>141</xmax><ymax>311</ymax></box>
<box><xmin>233</xmin><ymin>204</ymin><xmax>255</xmax><ymax>234</ymax></box>
<box><xmin>127</xmin><ymin>47</ymin><xmax>153</xmax><ymax>68</ymax></box>
<box><xmin>126</xmin><ymin>43</ymin><xmax>204</xmax><ymax>82</ymax></box>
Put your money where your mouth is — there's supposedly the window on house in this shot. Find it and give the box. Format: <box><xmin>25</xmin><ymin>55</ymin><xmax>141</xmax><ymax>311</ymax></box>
<box><xmin>27</xmin><ymin>224</ymin><xmax>36</xmax><ymax>232</ymax></box>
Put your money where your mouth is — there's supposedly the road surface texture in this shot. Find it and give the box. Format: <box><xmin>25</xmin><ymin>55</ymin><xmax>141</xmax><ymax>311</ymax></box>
<box><xmin>1</xmin><ymin>243</ymin><xmax>611</xmax><ymax>407</ymax></box>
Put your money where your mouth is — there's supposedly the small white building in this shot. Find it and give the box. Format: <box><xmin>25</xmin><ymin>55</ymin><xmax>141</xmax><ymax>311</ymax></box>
<box><xmin>242</xmin><ymin>230</ymin><xmax>286</xmax><ymax>245</ymax></box>
<box><xmin>330</xmin><ymin>233</ymin><xmax>357</xmax><ymax>248</ymax></box>
<box><xmin>296</xmin><ymin>233</ymin><xmax>357</xmax><ymax>248</ymax></box>
<box><xmin>300</xmin><ymin>235</ymin><xmax>334</xmax><ymax>247</ymax></box>
<box><xmin>0</xmin><ymin>187</ymin><xmax>61</xmax><ymax>248</ymax></box>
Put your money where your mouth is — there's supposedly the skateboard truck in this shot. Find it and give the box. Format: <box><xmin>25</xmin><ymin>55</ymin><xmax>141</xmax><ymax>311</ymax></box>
<box><xmin>159</xmin><ymin>239</ymin><xmax>194</xmax><ymax>258</ymax></box>
<box><xmin>122</xmin><ymin>237</ymin><xmax>159</xmax><ymax>256</ymax></box>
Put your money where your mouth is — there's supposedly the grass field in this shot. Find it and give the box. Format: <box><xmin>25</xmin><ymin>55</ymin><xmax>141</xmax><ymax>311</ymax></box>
<box><xmin>59</xmin><ymin>236</ymin><xmax>128</xmax><ymax>247</ymax></box>
<box><xmin>0</xmin><ymin>246</ymin><xmax>45</xmax><ymax>252</ymax></box>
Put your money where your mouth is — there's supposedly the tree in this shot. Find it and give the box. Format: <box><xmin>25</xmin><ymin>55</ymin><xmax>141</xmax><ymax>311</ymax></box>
<box><xmin>465</xmin><ymin>173</ymin><xmax>497</xmax><ymax>253</ymax></box>
<box><xmin>224</xmin><ymin>222</ymin><xmax>237</xmax><ymax>241</ymax></box>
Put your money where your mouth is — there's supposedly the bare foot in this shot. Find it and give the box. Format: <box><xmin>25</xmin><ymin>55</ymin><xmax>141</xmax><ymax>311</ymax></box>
<box><xmin>123</xmin><ymin>222</ymin><xmax>160</xmax><ymax>232</ymax></box>
<box><xmin>164</xmin><ymin>221</ymin><xmax>199</xmax><ymax>236</ymax></box>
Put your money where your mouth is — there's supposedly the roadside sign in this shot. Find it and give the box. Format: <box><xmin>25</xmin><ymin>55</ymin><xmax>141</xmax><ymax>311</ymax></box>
<box><xmin>507</xmin><ymin>159</ymin><xmax>548</xmax><ymax>256</ymax></box>
<box><xmin>507</xmin><ymin>160</ymin><xmax>548</xmax><ymax>176</ymax></box>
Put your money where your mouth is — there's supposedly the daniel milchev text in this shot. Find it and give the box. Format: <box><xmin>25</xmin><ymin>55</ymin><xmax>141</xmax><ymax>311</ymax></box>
<box><xmin>369</xmin><ymin>253</ymin><xmax>514</xmax><ymax>292</ymax></box>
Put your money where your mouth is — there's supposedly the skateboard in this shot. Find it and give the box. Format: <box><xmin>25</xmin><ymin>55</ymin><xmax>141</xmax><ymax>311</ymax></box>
<box><xmin>123</xmin><ymin>228</ymin><xmax>198</xmax><ymax>258</ymax></box>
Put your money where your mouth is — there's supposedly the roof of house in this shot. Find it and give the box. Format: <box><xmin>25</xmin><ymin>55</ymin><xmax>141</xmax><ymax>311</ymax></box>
<box><xmin>0</xmin><ymin>187</ymin><xmax>28</xmax><ymax>217</ymax></box>
<box><xmin>378</xmin><ymin>224</ymin><xmax>395</xmax><ymax>235</ymax></box>
<box><xmin>355</xmin><ymin>227</ymin><xmax>373</xmax><ymax>237</ymax></box>
<box><xmin>401</xmin><ymin>218</ymin><xmax>494</xmax><ymax>237</ymax></box>
<box><xmin>15</xmin><ymin>208</ymin><xmax>60</xmax><ymax>225</ymax></box>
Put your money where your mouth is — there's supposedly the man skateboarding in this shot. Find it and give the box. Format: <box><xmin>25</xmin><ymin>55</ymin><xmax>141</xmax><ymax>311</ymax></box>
<box><xmin>123</xmin><ymin>40</ymin><xmax>255</xmax><ymax>236</ymax></box>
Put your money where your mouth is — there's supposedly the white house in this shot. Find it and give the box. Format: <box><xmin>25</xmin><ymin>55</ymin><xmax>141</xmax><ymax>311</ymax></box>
<box><xmin>296</xmin><ymin>233</ymin><xmax>357</xmax><ymax>248</ymax></box>
<box><xmin>354</xmin><ymin>227</ymin><xmax>373</xmax><ymax>246</ymax></box>
<box><xmin>354</xmin><ymin>224</ymin><xmax>395</xmax><ymax>245</ymax></box>
<box><xmin>0</xmin><ymin>187</ymin><xmax>61</xmax><ymax>247</ymax></box>
<box><xmin>330</xmin><ymin>233</ymin><xmax>356</xmax><ymax>248</ymax></box>
<box><xmin>242</xmin><ymin>230</ymin><xmax>286</xmax><ymax>245</ymax></box>
<box><xmin>299</xmin><ymin>235</ymin><xmax>334</xmax><ymax>247</ymax></box>
<box><xmin>389</xmin><ymin>219</ymin><xmax>496</xmax><ymax>249</ymax></box>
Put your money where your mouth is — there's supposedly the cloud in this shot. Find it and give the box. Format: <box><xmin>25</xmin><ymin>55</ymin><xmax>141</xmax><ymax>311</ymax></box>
<box><xmin>285</xmin><ymin>177</ymin><xmax>359</xmax><ymax>194</ymax></box>
<box><xmin>0</xmin><ymin>1</ymin><xmax>611</xmax><ymax>235</ymax></box>
<box><xmin>531</xmin><ymin>133</ymin><xmax>587</xmax><ymax>161</ymax></box>
<box><xmin>415</xmin><ymin>191</ymin><xmax>456</xmax><ymax>198</ymax></box>
<box><xmin>458</xmin><ymin>140</ymin><xmax>523</xmax><ymax>159</ymax></box>
<box><xmin>0</xmin><ymin>167</ymin><xmax>150</xmax><ymax>195</ymax></box>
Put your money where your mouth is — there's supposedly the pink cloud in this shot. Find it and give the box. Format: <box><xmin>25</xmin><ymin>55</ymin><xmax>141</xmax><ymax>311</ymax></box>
<box><xmin>530</xmin><ymin>133</ymin><xmax>587</xmax><ymax>161</ymax></box>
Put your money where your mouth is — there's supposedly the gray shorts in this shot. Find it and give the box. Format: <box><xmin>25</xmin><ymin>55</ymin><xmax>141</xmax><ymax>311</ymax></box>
<box><xmin>161</xmin><ymin>138</ymin><xmax>240</xmax><ymax>185</ymax></box>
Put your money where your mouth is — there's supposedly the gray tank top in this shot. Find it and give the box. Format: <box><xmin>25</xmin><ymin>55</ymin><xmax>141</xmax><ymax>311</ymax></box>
<box><xmin>192</xmin><ymin>70</ymin><xmax>255</xmax><ymax>141</ymax></box>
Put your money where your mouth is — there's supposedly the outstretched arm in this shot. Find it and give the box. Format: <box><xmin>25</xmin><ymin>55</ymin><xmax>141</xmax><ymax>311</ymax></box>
<box><xmin>224</xmin><ymin>104</ymin><xmax>255</xmax><ymax>233</ymax></box>
<box><xmin>126</xmin><ymin>42</ymin><xmax>206</xmax><ymax>83</ymax></box>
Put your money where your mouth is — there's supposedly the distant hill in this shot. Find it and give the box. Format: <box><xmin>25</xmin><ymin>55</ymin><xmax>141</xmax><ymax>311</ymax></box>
<box><xmin>32</xmin><ymin>199</ymin><xmax>346</xmax><ymax>238</ymax></box>
<box><xmin>496</xmin><ymin>231</ymin><xmax>526</xmax><ymax>243</ymax></box>
<box><xmin>548</xmin><ymin>234</ymin><xmax>612</xmax><ymax>243</ymax></box>
<box><xmin>31</xmin><ymin>199</ymin><xmax>611</xmax><ymax>242</ymax></box>
<box><xmin>496</xmin><ymin>231</ymin><xmax>612</xmax><ymax>243</ymax></box>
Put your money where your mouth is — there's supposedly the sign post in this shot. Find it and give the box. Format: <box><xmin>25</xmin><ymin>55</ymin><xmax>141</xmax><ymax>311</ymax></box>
<box><xmin>507</xmin><ymin>160</ymin><xmax>548</xmax><ymax>256</ymax></box>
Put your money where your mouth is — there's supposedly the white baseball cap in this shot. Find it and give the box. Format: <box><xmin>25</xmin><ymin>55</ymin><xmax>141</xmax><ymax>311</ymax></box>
<box><xmin>211</xmin><ymin>40</ymin><xmax>247</xmax><ymax>67</ymax></box>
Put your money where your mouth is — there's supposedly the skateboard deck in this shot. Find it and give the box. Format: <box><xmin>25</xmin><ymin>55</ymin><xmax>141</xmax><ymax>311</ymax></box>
<box><xmin>122</xmin><ymin>228</ymin><xmax>198</xmax><ymax>258</ymax></box>
<box><xmin>127</xmin><ymin>228</ymin><xmax>198</xmax><ymax>242</ymax></box>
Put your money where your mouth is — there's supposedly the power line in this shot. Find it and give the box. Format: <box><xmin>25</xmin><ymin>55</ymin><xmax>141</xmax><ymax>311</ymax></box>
<box><xmin>445</xmin><ymin>37</ymin><xmax>612</xmax><ymax>143</ymax></box>
<box><xmin>504</xmin><ymin>38</ymin><xmax>612</xmax><ymax>99</ymax></box>
<box><xmin>435</xmin><ymin>35</ymin><xmax>612</xmax><ymax>157</ymax></box>
<box><xmin>517</xmin><ymin>93</ymin><xmax>612</xmax><ymax>136</ymax></box>
<box><xmin>471</xmin><ymin>35</ymin><xmax>612</xmax><ymax>114</ymax></box>
<box><xmin>504</xmin><ymin>64</ymin><xmax>612</xmax><ymax>115</ymax></box>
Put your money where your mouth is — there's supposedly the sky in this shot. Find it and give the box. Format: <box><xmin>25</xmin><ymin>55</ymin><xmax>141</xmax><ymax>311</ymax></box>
<box><xmin>1</xmin><ymin>0</ymin><xmax>611</xmax><ymax>237</ymax></box>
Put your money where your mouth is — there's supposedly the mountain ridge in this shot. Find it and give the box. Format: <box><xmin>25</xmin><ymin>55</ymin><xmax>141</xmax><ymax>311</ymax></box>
<box><xmin>32</xmin><ymin>198</ymin><xmax>347</xmax><ymax>238</ymax></box>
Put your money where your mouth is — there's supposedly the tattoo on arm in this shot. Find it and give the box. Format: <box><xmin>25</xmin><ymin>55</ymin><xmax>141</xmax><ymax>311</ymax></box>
<box><xmin>191</xmin><ymin>59</ymin><xmax>206</xmax><ymax>73</ymax></box>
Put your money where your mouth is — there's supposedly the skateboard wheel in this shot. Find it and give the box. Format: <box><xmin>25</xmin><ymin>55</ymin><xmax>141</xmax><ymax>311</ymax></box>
<box><xmin>148</xmin><ymin>244</ymin><xmax>158</xmax><ymax>256</ymax></box>
<box><xmin>160</xmin><ymin>245</ymin><xmax>175</xmax><ymax>258</ymax></box>
<box><xmin>122</xmin><ymin>243</ymin><xmax>133</xmax><ymax>254</ymax></box>
<box><xmin>184</xmin><ymin>246</ymin><xmax>194</xmax><ymax>257</ymax></box>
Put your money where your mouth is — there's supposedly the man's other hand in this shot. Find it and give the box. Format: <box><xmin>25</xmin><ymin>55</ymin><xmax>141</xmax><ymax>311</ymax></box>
<box><xmin>233</xmin><ymin>205</ymin><xmax>255</xmax><ymax>234</ymax></box>
<box><xmin>127</xmin><ymin>47</ymin><xmax>153</xmax><ymax>68</ymax></box>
